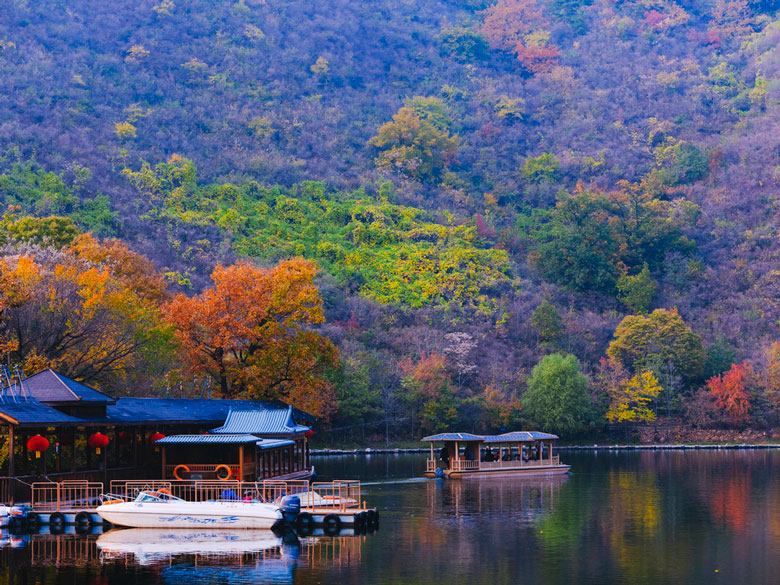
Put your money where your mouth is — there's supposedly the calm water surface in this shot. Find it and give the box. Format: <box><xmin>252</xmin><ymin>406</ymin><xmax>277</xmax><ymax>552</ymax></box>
<box><xmin>2</xmin><ymin>450</ymin><xmax>780</xmax><ymax>584</ymax></box>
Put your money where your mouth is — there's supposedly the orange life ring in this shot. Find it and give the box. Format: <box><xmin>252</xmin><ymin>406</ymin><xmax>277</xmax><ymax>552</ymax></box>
<box><xmin>158</xmin><ymin>488</ymin><xmax>172</xmax><ymax>495</ymax></box>
<box><xmin>215</xmin><ymin>464</ymin><xmax>232</xmax><ymax>480</ymax></box>
<box><xmin>173</xmin><ymin>465</ymin><xmax>190</xmax><ymax>480</ymax></box>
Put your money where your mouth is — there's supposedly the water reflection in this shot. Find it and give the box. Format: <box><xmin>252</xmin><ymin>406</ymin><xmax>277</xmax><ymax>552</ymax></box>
<box><xmin>96</xmin><ymin>528</ymin><xmax>293</xmax><ymax>565</ymax></box>
<box><xmin>5</xmin><ymin>452</ymin><xmax>780</xmax><ymax>584</ymax></box>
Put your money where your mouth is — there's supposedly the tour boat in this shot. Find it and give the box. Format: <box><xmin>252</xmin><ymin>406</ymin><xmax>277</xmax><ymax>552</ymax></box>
<box><xmin>422</xmin><ymin>431</ymin><xmax>571</xmax><ymax>479</ymax></box>
<box><xmin>96</xmin><ymin>490</ymin><xmax>300</xmax><ymax>529</ymax></box>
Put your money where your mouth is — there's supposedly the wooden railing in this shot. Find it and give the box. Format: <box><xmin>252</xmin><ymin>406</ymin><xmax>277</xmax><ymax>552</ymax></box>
<box><xmin>31</xmin><ymin>480</ymin><xmax>104</xmax><ymax>511</ymax></box>
<box><xmin>426</xmin><ymin>455</ymin><xmax>562</xmax><ymax>473</ymax></box>
<box><xmin>478</xmin><ymin>455</ymin><xmax>561</xmax><ymax>469</ymax></box>
<box><xmin>449</xmin><ymin>459</ymin><xmax>480</xmax><ymax>471</ymax></box>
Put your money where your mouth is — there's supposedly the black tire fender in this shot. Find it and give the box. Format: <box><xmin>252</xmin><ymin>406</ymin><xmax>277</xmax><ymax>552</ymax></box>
<box><xmin>323</xmin><ymin>513</ymin><xmax>341</xmax><ymax>535</ymax></box>
<box><xmin>49</xmin><ymin>512</ymin><xmax>66</xmax><ymax>534</ymax></box>
<box><xmin>74</xmin><ymin>511</ymin><xmax>92</xmax><ymax>526</ymax></box>
<box><xmin>26</xmin><ymin>511</ymin><xmax>41</xmax><ymax>531</ymax></box>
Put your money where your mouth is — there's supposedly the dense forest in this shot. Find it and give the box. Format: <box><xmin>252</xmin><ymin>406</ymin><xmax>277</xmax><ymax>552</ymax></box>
<box><xmin>3</xmin><ymin>0</ymin><xmax>780</xmax><ymax>442</ymax></box>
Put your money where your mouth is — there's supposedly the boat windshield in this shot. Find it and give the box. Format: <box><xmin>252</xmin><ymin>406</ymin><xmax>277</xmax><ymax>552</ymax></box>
<box><xmin>134</xmin><ymin>490</ymin><xmax>182</xmax><ymax>503</ymax></box>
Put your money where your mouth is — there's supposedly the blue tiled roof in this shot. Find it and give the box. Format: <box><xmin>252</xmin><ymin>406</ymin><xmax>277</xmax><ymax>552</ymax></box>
<box><xmin>4</xmin><ymin>369</ymin><xmax>115</xmax><ymax>404</ymax></box>
<box><xmin>156</xmin><ymin>434</ymin><xmax>263</xmax><ymax>445</ymax></box>
<box><xmin>257</xmin><ymin>439</ymin><xmax>296</xmax><ymax>449</ymax></box>
<box><xmin>0</xmin><ymin>398</ymin><xmax>85</xmax><ymax>425</ymax></box>
<box><xmin>105</xmin><ymin>398</ymin><xmax>296</xmax><ymax>425</ymax></box>
<box><xmin>156</xmin><ymin>435</ymin><xmax>296</xmax><ymax>449</ymax></box>
<box><xmin>483</xmin><ymin>431</ymin><xmax>559</xmax><ymax>442</ymax></box>
<box><xmin>210</xmin><ymin>407</ymin><xmax>310</xmax><ymax>436</ymax></box>
<box><xmin>421</xmin><ymin>433</ymin><xmax>485</xmax><ymax>442</ymax></box>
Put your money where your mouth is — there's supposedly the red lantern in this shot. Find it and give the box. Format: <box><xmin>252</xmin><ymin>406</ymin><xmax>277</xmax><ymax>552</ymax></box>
<box><xmin>88</xmin><ymin>432</ymin><xmax>110</xmax><ymax>455</ymax></box>
<box><xmin>26</xmin><ymin>435</ymin><xmax>50</xmax><ymax>459</ymax></box>
<box><xmin>149</xmin><ymin>432</ymin><xmax>165</xmax><ymax>445</ymax></box>
<box><xmin>305</xmin><ymin>429</ymin><xmax>314</xmax><ymax>438</ymax></box>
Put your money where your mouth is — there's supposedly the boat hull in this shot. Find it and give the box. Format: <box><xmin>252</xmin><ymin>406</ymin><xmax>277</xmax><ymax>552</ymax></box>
<box><xmin>425</xmin><ymin>464</ymin><xmax>571</xmax><ymax>479</ymax></box>
<box><xmin>97</xmin><ymin>501</ymin><xmax>283</xmax><ymax>529</ymax></box>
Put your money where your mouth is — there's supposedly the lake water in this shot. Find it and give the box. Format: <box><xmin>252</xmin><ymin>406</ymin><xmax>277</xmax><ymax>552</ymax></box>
<box><xmin>2</xmin><ymin>450</ymin><xmax>780</xmax><ymax>584</ymax></box>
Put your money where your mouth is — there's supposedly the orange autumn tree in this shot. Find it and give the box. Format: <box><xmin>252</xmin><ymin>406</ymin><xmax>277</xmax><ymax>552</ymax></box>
<box><xmin>481</xmin><ymin>0</ymin><xmax>560</xmax><ymax>73</ymax></box>
<box><xmin>164</xmin><ymin>259</ymin><xmax>338</xmax><ymax>417</ymax></box>
<box><xmin>707</xmin><ymin>362</ymin><xmax>751</xmax><ymax>425</ymax></box>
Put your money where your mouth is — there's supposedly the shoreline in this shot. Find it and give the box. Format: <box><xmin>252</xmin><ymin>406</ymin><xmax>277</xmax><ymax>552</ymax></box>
<box><xmin>311</xmin><ymin>443</ymin><xmax>780</xmax><ymax>455</ymax></box>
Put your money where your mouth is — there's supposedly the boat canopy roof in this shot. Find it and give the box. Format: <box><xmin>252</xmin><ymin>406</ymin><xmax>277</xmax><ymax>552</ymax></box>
<box><xmin>423</xmin><ymin>431</ymin><xmax>559</xmax><ymax>442</ymax></box>
<box><xmin>483</xmin><ymin>431</ymin><xmax>559</xmax><ymax>442</ymax></box>
<box><xmin>422</xmin><ymin>432</ymin><xmax>485</xmax><ymax>442</ymax></box>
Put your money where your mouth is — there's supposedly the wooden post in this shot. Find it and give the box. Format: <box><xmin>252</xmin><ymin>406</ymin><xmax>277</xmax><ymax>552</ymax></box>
<box><xmin>430</xmin><ymin>442</ymin><xmax>433</xmax><ymax>464</ymax></box>
<box><xmin>71</xmin><ymin>431</ymin><xmax>77</xmax><ymax>473</ymax></box>
<box><xmin>7</xmin><ymin>425</ymin><xmax>14</xmax><ymax>478</ymax></box>
<box><xmin>239</xmin><ymin>445</ymin><xmax>245</xmax><ymax>482</ymax></box>
<box><xmin>549</xmin><ymin>441</ymin><xmax>553</xmax><ymax>465</ymax></box>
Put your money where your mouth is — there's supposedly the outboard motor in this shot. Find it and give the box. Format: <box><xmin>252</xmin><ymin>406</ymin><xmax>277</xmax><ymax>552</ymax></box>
<box><xmin>278</xmin><ymin>495</ymin><xmax>301</xmax><ymax>525</ymax></box>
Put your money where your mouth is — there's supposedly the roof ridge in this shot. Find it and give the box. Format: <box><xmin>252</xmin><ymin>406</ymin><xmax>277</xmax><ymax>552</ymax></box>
<box><xmin>50</xmin><ymin>369</ymin><xmax>81</xmax><ymax>401</ymax></box>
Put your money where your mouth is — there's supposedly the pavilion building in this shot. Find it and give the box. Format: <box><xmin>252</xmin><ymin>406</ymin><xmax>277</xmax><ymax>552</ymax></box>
<box><xmin>0</xmin><ymin>369</ymin><xmax>314</xmax><ymax>500</ymax></box>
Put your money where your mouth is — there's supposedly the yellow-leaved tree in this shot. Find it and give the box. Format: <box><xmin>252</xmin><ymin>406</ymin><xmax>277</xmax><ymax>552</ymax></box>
<box><xmin>606</xmin><ymin>369</ymin><xmax>662</xmax><ymax>424</ymax></box>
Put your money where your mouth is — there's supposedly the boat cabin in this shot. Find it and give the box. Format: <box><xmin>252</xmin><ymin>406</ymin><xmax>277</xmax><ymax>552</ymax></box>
<box><xmin>423</xmin><ymin>431</ymin><xmax>570</xmax><ymax>478</ymax></box>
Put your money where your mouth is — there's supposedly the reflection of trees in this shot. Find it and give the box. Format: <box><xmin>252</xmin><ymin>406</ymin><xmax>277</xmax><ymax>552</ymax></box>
<box><xmin>708</xmin><ymin>472</ymin><xmax>751</xmax><ymax>533</ymax></box>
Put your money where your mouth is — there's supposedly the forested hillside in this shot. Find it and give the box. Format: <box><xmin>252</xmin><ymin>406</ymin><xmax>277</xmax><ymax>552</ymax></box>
<box><xmin>3</xmin><ymin>0</ymin><xmax>780</xmax><ymax>441</ymax></box>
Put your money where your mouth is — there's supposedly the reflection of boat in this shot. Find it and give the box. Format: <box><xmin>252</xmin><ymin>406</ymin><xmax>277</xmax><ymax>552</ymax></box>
<box><xmin>423</xmin><ymin>432</ymin><xmax>571</xmax><ymax>478</ymax></box>
<box><xmin>96</xmin><ymin>528</ymin><xmax>288</xmax><ymax>564</ymax></box>
<box><xmin>96</xmin><ymin>490</ymin><xmax>300</xmax><ymax>529</ymax></box>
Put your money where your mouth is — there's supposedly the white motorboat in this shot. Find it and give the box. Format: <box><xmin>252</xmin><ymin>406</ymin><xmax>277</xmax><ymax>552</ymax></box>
<box><xmin>96</xmin><ymin>528</ymin><xmax>285</xmax><ymax>563</ymax></box>
<box><xmin>96</xmin><ymin>490</ymin><xmax>300</xmax><ymax>529</ymax></box>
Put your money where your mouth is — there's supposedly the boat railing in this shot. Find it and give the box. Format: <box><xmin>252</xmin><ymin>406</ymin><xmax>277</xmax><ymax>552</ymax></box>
<box><xmin>426</xmin><ymin>459</ymin><xmax>445</xmax><ymax>472</ymax></box>
<box><xmin>449</xmin><ymin>460</ymin><xmax>480</xmax><ymax>471</ymax></box>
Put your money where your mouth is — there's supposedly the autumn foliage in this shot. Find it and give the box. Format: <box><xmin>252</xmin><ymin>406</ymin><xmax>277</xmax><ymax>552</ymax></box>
<box><xmin>480</xmin><ymin>0</ymin><xmax>560</xmax><ymax>73</ymax></box>
<box><xmin>164</xmin><ymin>258</ymin><xmax>338</xmax><ymax>417</ymax></box>
<box><xmin>0</xmin><ymin>243</ymin><xmax>173</xmax><ymax>387</ymax></box>
<box><xmin>707</xmin><ymin>362</ymin><xmax>751</xmax><ymax>425</ymax></box>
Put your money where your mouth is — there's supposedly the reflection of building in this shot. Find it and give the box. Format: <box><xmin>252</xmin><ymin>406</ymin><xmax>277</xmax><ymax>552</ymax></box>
<box><xmin>0</xmin><ymin>529</ymin><xmax>367</xmax><ymax>582</ymax></box>
<box><xmin>0</xmin><ymin>369</ymin><xmax>314</xmax><ymax>499</ymax></box>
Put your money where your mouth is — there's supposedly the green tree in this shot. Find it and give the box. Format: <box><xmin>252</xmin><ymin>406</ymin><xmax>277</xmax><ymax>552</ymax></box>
<box><xmin>616</xmin><ymin>264</ymin><xmax>657</xmax><ymax>314</ymax></box>
<box><xmin>530</xmin><ymin>298</ymin><xmax>564</xmax><ymax>344</ymax></box>
<box><xmin>703</xmin><ymin>335</ymin><xmax>738</xmax><ymax>379</ymax></box>
<box><xmin>530</xmin><ymin>190</ymin><xmax>620</xmax><ymax>292</ymax></box>
<box><xmin>607</xmin><ymin>308</ymin><xmax>705</xmax><ymax>381</ymax></box>
<box><xmin>523</xmin><ymin>353</ymin><xmax>594</xmax><ymax>433</ymax></box>
<box><xmin>521</xmin><ymin>152</ymin><xmax>560</xmax><ymax>183</ymax></box>
<box><xmin>439</xmin><ymin>28</ymin><xmax>490</xmax><ymax>61</ymax></box>
<box><xmin>1</xmin><ymin>216</ymin><xmax>80</xmax><ymax>249</ymax></box>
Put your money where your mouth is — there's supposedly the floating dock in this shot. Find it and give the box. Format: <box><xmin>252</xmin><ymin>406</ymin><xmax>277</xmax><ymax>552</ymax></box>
<box><xmin>1</xmin><ymin>478</ymin><xmax>378</xmax><ymax>536</ymax></box>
